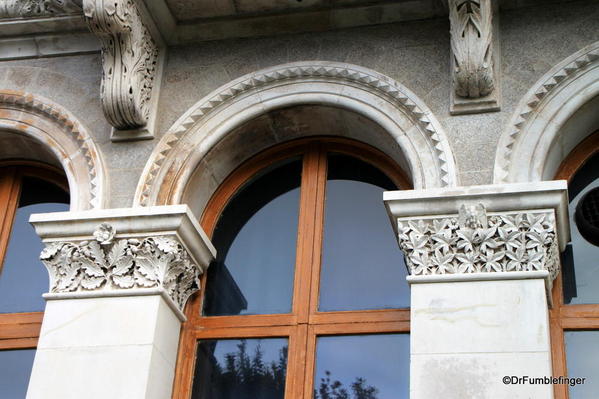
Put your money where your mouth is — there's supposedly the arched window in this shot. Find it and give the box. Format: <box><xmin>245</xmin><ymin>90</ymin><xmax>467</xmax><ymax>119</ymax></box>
<box><xmin>551</xmin><ymin>131</ymin><xmax>599</xmax><ymax>399</ymax></box>
<box><xmin>0</xmin><ymin>164</ymin><xmax>69</xmax><ymax>398</ymax></box>
<box><xmin>174</xmin><ymin>138</ymin><xmax>412</xmax><ymax>399</ymax></box>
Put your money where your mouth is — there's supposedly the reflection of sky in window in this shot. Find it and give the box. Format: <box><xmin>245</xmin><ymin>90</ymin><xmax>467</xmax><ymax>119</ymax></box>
<box><xmin>320</xmin><ymin>180</ymin><xmax>409</xmax><ymax>311</ymax></box>
<box><xmin>223</xmin><ymin>188</ymin><xmax>300</xmax><ymax>314</ymax></box>
<box><xmin>211</xmin><ymin>338</ymin><xmax>289</xmax><ymax>367</ymax></box>
<box><xmin>568</xmin><ymin>177</ymin><xmax>599</xmax><ymax>304</ymax></box>
<box><xmin>0</xmin><ymin>202</ymin><xmax>68</xmax><ymax>313</ymax></box>
<box><xmin>314</xmin><ymin>334</ymin><xmax>409</xmax><ymax>399</ymax></box>
<box><xmin>565</xmin><ymin>331</ymin><xmax>599</xmax><ymax>398</ymax></box>
<box><xmin>0</xmin><ymin>349</ymin><xmax>36</xmax><ymax>398</ymax></box>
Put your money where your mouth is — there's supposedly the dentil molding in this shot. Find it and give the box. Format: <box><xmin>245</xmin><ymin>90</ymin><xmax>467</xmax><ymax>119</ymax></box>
<box><xmin>30</xmin><ymin>205</ymin><xmax>216</xmax><ymax>318</ymax></box>
<box><xmin>448</xmin><ymin>0</ymin><xmax>501</xmax><ymax>114</ymax></box>
<box><xmin>83</xmin><ymin>0</ymin><xmax>164</xmax><ymax>141</ymax></box>
<box><xmin>384</xmin><ymin>181</ymin><xmax>569</xmax><ymax>304</ymax></box>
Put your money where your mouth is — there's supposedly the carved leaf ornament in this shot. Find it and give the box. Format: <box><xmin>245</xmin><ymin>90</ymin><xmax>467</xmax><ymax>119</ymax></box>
<box><xmin>0</xmin><ymin>0</ymin><xmax>82</xmax><ymax>18</ymax></box>
<box><xmin>397</xmin><ymin>207</ymin><xmax>559</xmax><ymax>284</ymax></box>
<box><xmin>40</xmin><ymin>223</ymin><xmax>201</xmax><ymax>310</ymax></box>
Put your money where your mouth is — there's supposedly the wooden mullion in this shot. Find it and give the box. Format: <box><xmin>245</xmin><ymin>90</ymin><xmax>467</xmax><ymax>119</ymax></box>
<box><xmin>194</xmin><ymin>313</ymin><xmax>298</xmax><ymax>329</ymax></box>
<box><xmin>0</xmin><ymin>167</ymin><xmax>21</xmax><ymax>273</ymax></box>
<box><xmin>302</xmin><ymin>324</ymin><xmax>318</xmax><ymax>399</ymax></box>
<box><xmin>309</xmin><ymin>308</ymin><xmax>410</xmax><ymax>325</ymax></box>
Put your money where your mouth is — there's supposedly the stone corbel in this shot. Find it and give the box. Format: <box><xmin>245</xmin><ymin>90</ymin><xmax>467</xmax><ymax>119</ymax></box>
<box><xmin>384</xmin><ymin>181</ymin><xmax>570</xmax><ymax>305</ymax></box>
<box><xmin>448</xmin><ymin>0</ymin><xmax>501</xmax><ymax>114</ymax></box>
<box><xmin>30</xmin><ymin>205</ymin><xmax>215</xmax><ymax>320</ymax></box>
<box><xmin>83</xmin><ymin>0</ymin><xmax>165</xmax><ymax>141</ymax></box>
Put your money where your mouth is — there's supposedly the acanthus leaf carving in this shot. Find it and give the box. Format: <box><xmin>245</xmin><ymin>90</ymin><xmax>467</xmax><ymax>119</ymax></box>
<box><xmin>40</xmin><ymin>223</ymin><xmax>202</xmax><ymax>311</ymax></box>
<box><xmin>0</xmin><ymin>0</ymin><xmax>82</xmax><ymax>18</ymax></box>
<box><xmin>449</xmin><ymin>0</ymin><xmax>495</xmax><ymax>99</ymax></box>
<box><xmin>397</xmin><ymin>209</ymin><xmax>559</xmax><ymax>293</ymax></box>
<box><xmin>83</xmin><ymin>0</ymin><xmax>158</xmax><ymax>131</ymax></box>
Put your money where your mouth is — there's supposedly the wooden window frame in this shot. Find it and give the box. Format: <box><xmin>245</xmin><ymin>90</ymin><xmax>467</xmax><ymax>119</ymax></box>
<box><xmin>174</xmin><ymin>137</ymin><xmax>412</xmax><ymax>399</ymax></box>
<box><xmin>551</xmin><ymin>131</ymin><xmax>599</xmax><ymax>399</ymax></box>
<box><xmin>0</xmin><ymin>162</ymin><xmax>68</xmax><ymax>350</ymax></box>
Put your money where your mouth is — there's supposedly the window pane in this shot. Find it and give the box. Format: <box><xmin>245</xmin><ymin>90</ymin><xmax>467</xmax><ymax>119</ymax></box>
<box><xmin>562</xmin><ymin>152</ymin><xmax>599</xmax><ymax>304</ymax></box>
<box><xmin>191</xmin><ymin>338</ymin><xmax>288</xmax><ymax>399</ymax></box>
<box><xmin>319</xmin><ymin>154</ymin><xmax>409</xmax><ymax>311</ymax></box>
<box><xmin>565</xmin><ymin>331</ymin><xmax>599</xmax><ymax>398</ymax></box>
<box><xmin>0</xmin><ymin>176</ymin><xmax>69</xmax><ymax>313</ymax></box>
<box><xmin>0</xmin><ymin>349</ymin><xmax>36</xmax><ymax>398</ymax></box>
<box><xmin>314</xmin><ymin>334</ymin><xmax>409</xmax><ymax>399</ymax></box>
<box><xmin>203</xmin><ymin>159</ymin><xmax>302</xmax><ymax>316</ymax></box>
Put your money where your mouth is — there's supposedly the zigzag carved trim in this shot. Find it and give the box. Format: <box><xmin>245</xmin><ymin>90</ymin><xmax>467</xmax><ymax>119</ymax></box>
<box><xmin>0</xmin><ymin>90</ymin><xmax>101</xmax><ymax>208</ymax></box>
<box><xmin>138</xmin><ymin>63</ymin><xmax>454</xmax><ymax>205</ymax></box>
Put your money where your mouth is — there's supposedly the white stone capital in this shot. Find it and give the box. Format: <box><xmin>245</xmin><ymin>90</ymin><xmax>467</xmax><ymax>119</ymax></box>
<box><xmin>30</xmin><ymin>205</ymin><xmax>216</xmax><ymax>320</ymax></box>
<box><xmin>384</xmin><ymin>181</ymin><xmax>569</xmax><ymax>303</ymax></box>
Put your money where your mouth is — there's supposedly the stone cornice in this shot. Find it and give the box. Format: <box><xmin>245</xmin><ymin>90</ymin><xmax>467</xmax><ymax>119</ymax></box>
<box><xmin>30</xmin><ymin>205</ymin><xmax>215</xmax><ymax>317</ymax></box>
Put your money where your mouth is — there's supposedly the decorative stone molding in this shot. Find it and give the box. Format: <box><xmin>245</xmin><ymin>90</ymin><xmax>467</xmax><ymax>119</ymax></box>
<box><xmin>0</xmin><ymin>0</ymin><xmax>82</xmax><ymax>18</ymax></box>
<box><xmin>384</xmin><ymin>181</ymin><xmax>569</xmax><ymax>304</ymax></box>
<box><xmin>448</xmin><ymin>0</ymin><xmax>501</xmax><ymax>114</ymax></box>
<box><xmin>83</xmin><ymin>0</ymin><xmax>164</xmax><ymax>141</ymax></box>
<box><xmin>494</xmin><ymin>41</ymin><xmax>599</xmax><ymax>184</ymax></box>
<box><xmin>134</xmin><ymin>61</ymin><xmax>458</xmax><ymax>209</ymax></box>
<box><xmin>30</xmin><ymin>205</ymin><xmax>216</xmax><ymax>317</ymax></box>
<box><xmin>0</xmin><ymin>90</ymin><xmax>106</xmax><ymax>210</ymax></box>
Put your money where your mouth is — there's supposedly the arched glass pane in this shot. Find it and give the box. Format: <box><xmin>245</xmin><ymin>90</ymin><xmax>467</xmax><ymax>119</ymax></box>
<box><xmin>313</xmin><ymin>334</ymin><xmax>409</xmax><ymax>399</ymax></box>
<box><xmin>319</xmin><ymin>154</ymin><xmax>409</xmax><ymax>311</ymax></box>
<box><xmin>0</xmin><ymin>349</ymin><xmax>36</xmax><ymax>398</ymax></box>
<box><xmin>565</xmin><ymin>331</ymin><xmax>599</xmax><ymax>398</ymax></box>
<box><xmin>562</xmin><ymin>152</ymin><xmax>599</xmax><ymax>305</ymax></box>
<box><xmin>0</xmin><ymin>176</ymin><xmax>69</xmax><ymax>313</ymax></box>
<box><xmin>191</xmin><ymin>338</ymin><xmax>288</xmax><ymax>399</ymax></box>
<box><xmin>203</xmin><ymin>159</ymin><xmax>302</xmax><ymax>316</ymax></box>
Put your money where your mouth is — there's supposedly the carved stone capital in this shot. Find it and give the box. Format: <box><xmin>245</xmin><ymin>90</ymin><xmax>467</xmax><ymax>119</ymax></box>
<box><xmin>448</xmin><ymin>0</ymin><xmax>501</xmax><ymax>114</ymax></box>
<box><xmin>0</xmin><ymin>0</ymin><xmax>82</xmax><ymax>18</ymax></box>
<box><xmin>384</xmin><ymin>182</ymin><xmax>570</xmax><ymax>305</ymax></box>
<box><xmin>30</xmin><ymin>206</ymin><xmax>215</xmax><ymax>318</ymax></box>
<box><xmin>83</xmin><ymin>0</ymin><xmax>162</xmax><ymax>140</ymax></box>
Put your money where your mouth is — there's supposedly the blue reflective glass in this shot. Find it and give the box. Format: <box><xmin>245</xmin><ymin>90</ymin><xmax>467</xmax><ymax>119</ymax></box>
<box><xmin>0</xmin><ymin>349</ymin><xmax>36</xmax><ymax>398</ymax></box>
<box><xmin>192</xmin><ymin>338</ymin><xmax>288</xmax><ymax>399</ymax></box>
<box><xmin>314</xmin><ymin>334</ymin><xmax>409</xmax><ymax>399</ymax></box>
<box><xmin>565</xmin><ymin>331</ymin><xmax>599</xmax><ymax>398</ymax></box>
<box><xmin>0</xmin><ymin>200</ymin><xmax>69</xmax><ymax>313</ymax></box>
<box><xmin>203</xmin><ymin>160</ymin><xmax>301</xmax><ymax>316</ymax></box>
<box><xmin>319</xmin><ymin>154</ymin><xmax>409</xmax><ymax>311</ymax></box>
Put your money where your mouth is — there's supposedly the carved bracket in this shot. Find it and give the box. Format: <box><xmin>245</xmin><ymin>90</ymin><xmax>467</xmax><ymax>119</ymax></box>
<box><xmin>449</xmin><ymin>0</ymin><xmax>501</xmax><ymax>114</ymax></box>
<box><xmin>83</xmin><ymin>0</ymin><xmax>164</xmax><ymax>141</ymax></box>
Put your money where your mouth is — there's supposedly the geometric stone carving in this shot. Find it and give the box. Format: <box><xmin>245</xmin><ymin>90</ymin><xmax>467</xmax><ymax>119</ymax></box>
<box><xmin>397</xmin><ymin>208</ymin><xmax>559</xmax><ymax>280</ymax></box>
<box><xmin>449</xmin><ymin>0</ymin><xmax>501</xmax><ymax>114</ymax></box>
<box><xmin>40</xmin><ymin>223</ymin><xmax>202</xmax><ymax>311</ymax></box>
<box><xmin>0</xmin><ymin>0</ymin><xmax>81</xmax><ymax>18</ymax></box>
<box><xmin>83</xmin><ymin>0</ymin><xmax>162</xmax><ymax>141</ymax></box>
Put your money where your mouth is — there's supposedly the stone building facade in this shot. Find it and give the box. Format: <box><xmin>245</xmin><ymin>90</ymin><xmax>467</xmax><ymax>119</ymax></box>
<box><xmin>0</xmin><ymin>1</ymin><xmax>598</xmax><ymax>398</ymax></box>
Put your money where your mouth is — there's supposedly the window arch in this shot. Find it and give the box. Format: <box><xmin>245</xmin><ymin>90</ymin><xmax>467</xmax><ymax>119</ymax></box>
<box><xmin>0</xmin><ymin>163</ymin><xmax>69</xmax><ymax>398</ymax></box>
<box><xmin>174</xmin><ymin>138</ymin><xmax>411</xmax><ymax>399</ymax></box>
<box><xmin>550</xmin><ymin>131</ymin><xmax>599</xmax><ymax>399</ymax></box>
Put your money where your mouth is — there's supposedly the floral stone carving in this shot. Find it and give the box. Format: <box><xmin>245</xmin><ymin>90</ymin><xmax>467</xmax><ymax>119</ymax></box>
<box><xmin>397</xmin><ymin>207</ymin><xmax>559</xmax><ymax>288</ymax></box>
<box><xmin>40</xmin><ymin>223</ymin><xmax>202</xmax><ymax>310</ymax></box>
<box><xmin>0</xmin><ymin>0</ymin><xmax>82</xmax><ymax>18</ymax></box>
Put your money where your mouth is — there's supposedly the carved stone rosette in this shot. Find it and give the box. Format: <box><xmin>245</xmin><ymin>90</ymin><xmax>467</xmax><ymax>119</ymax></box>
<box><xmin>396</xmin><ymin>206</ymin><xmax>560</xmax><ymax>291</ymax></box>
<box><xmin>0</xmin><ymin>0</ymin><xmax>82</xmax><ymax>18</ymax></box>
<box><xmin>40</xmin><ymin>224</ymin><xmax>201</xmax><ymax>311</ymax></box>
<box><xmin>83</xmin><ymin>0</ymin><xmax>158</xmax><ymax>131</ymax></box>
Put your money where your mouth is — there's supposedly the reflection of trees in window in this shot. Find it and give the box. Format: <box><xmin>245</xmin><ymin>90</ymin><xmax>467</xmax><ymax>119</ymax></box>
<box><xmin>315</xmin><ymin>371</ymin><xmax>379</xmax><ymax>399</ymax></box>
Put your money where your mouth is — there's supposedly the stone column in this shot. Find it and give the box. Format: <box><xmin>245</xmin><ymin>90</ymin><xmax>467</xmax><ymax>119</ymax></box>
<box><xmin>384</xmin><ymin>182</ymin><xmax>569</xmax><ymax>399</ymax></box>
<box><xmin>25</xmin><ymin>205</ymin><xmax>215</xmax><ymax>399</ymax></box>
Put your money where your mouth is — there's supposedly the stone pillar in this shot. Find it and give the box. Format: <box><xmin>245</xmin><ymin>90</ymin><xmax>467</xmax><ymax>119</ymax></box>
<box><xmin>25</xmin><ymin>206</ymin><xmax>215</xmax><ymax>399</ymax></box>
<box><xmin>384</xmin><ymin>182</ymin><xmax>570</xmax><ymax>399</ymax></box>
